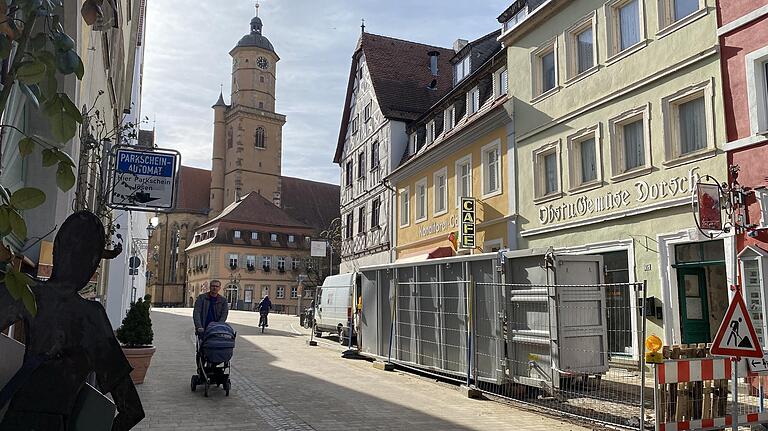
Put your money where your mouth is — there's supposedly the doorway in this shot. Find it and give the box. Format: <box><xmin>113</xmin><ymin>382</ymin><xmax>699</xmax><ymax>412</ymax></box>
<box><xmin>226</xmin><ymin>284</ymin><xmax>239</xmax><ymax>310</ymax></box>
<box><xmin>674</xmin><ymin>240</ymin><xmax>727</xmax><ymax>345</ymax></box>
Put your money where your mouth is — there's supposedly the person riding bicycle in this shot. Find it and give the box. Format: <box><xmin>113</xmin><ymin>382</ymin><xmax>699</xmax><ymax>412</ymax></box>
<box><xmin>193</xmin><ymin>279</ymin><xmax>229</xmax><ymax>336</ymax></box>
<box><xmin>257</xmin><ymin>295</ymin><xmax>272</xmax><ymax>328</ymax></box>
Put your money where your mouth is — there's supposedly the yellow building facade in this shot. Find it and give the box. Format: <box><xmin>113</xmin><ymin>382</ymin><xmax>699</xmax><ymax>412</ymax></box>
<box><xmin>391</xmin><ymin>37</ymin><xmax>514</xmax><ymax>258</ymax></box>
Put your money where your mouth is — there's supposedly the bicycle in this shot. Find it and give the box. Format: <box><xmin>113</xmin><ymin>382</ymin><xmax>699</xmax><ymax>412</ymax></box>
<box><xmin>259</xmin><ymin>312</ymin><xmax>268</xmax><ymax>333</ymax></box>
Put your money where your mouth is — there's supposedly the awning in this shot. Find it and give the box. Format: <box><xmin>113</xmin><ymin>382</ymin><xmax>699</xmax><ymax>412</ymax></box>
<box><xmin>395</xmin><ymin>246</ymin><xmax>455</xmax><ymax>264</ymax></box>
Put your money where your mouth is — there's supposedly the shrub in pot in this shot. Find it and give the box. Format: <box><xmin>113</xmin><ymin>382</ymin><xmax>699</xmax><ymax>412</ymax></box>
<box><xmin>116</xmin><ymin>294</ymin><xmax>155</xmax><ymax>384</ymax></box>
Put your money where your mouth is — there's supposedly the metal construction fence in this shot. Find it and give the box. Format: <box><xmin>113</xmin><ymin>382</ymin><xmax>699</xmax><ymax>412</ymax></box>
<box><xmin>384</xmin><ymin>275</ymin><xmax>650</xmax><ymax>429</ymax></box>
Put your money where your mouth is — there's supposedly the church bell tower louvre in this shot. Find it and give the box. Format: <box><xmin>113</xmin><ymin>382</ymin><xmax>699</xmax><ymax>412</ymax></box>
<box><xmin>209</xmin><ymin>4</ymin><xmax>286</xmax><ymax>217</ymax></box>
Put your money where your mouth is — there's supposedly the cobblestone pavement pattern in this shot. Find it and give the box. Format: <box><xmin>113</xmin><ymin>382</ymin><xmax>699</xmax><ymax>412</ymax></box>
<box><xmin>135</xmin><ymin>309</ymin><xmax>590</xmax><ymax>431</ymax></box>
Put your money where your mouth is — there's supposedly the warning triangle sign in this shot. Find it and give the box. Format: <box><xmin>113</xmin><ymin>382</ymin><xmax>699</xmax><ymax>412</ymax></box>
<box><xmin>710</xmin><ymin>290</ymin><xmax>764</xmax><ymax>358</ymax></box>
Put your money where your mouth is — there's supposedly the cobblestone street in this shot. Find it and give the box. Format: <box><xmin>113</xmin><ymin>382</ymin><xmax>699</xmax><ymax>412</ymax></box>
<box><xmin>135</xmin><ymin>309</ymin><xmax>589</xmax><ymax>431</ymax></box>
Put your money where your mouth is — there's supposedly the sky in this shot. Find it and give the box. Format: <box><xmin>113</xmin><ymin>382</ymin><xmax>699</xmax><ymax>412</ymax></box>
<box><xmin>141</xmin><ymin>0</ymin><xmax>510</xmax><ymax>185</ymax></box>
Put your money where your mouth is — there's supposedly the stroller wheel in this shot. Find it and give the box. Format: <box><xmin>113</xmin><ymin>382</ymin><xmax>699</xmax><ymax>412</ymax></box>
<box><xmin>224</xmin><ymin>378</ymin><xmax>231</xmax><ymax>396</ymax></box>
<box><xmin>191</xmin><ymin>375</ymin><xmax>198</xmax><ymax>392</ymax></box>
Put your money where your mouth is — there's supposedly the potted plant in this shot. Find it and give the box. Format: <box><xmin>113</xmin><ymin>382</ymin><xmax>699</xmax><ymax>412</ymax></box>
<box><xmin>116</xmin><ymin>294</ymin><xmax>155</xmax><ymax>384</ymax></box>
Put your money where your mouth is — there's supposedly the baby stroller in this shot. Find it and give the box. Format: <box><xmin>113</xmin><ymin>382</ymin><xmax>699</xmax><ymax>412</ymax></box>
<box><xmin>191</xmin><ymin>322</ymin><xmax>236</xmax><ymax>397</ymax></box>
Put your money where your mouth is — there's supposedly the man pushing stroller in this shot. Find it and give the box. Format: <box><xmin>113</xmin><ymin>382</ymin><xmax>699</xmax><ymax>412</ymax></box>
<box><xmin>193</xmin><ymin>279</ymin><xmax>229</xmax><ymax>334</ymax></box>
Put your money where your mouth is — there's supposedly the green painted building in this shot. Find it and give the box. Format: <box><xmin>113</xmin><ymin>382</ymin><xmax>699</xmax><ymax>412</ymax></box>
<box><xmin>499</xmin><ymin>0</ymin><xmax>729</xmax><ymax>357</ymax></box>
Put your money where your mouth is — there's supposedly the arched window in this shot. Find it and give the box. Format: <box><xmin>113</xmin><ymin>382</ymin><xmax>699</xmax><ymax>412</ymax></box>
<box><xmin>255</xmin><ymin>127</ymin><xmax>266</xmax><ymax>149</ymax></box>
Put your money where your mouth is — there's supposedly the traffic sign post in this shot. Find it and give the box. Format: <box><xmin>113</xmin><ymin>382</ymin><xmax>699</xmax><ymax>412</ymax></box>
<box><xmin>710</xmin><ymin>288</ymin><xmax>764</xmax><ymax>431</ymax></box>
<box><xmin>108</xmin><ymin>146</ymin><xmax>181</xmax><ymax>212</ymax></box>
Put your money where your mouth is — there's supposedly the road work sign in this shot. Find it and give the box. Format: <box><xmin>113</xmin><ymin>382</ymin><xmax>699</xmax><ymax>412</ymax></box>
<box><xmin>711</xmin><ymin>289</ymin><xmax>764</xmax><ymax>358</ymax></box>
<box><xmin>109</xmin><ymin>147</ymin><xmax>180</xmax><ymax>211</ymax></box>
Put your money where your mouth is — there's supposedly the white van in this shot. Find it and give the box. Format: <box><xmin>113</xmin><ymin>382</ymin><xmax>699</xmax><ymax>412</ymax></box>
<box><xmin>314</xmin><ymin>273</ymin><xmax>358</xmax><ymax>344</ymax></box>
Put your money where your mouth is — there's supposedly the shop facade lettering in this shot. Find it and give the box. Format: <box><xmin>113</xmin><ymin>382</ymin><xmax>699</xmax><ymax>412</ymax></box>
<box><xmin>538</xmin><ymin>167</ymin><xmax>701</xmax><ymax>225</ymax></box>
<box><xmin>418</xmin><ymin>214</ymin><xmax>458</xmax><ymax>238</ymax></box>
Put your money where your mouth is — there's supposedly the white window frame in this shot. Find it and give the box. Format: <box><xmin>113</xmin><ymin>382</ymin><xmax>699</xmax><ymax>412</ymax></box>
<box><xmin>251</xmin><ymin>231</ymin><xmax>258</xmax><ymax>240</ymax></box>
<box><xmin>745</xmin><ymin>46</ymin><xmax>768</xmax><ymax>136</ymax></box>
<box><xmin>288</xmin><ymin>234</ymin><xmax>295</xmax><ymax>243</ymax></box>
<box><xmin>566</xmin><ymin>125</ymin><xmax>602</xmax><ymax>192</ymax></box>
<box><xmin>358</xmin><ymin>205</ymin><xmax>366</xmax><ymax>234</ymax></box>
<box><xmin>263</xmin><ymin>255</ymin><xmax>271</xmax><ymax>269</ymax></box>
<box><xmin>234</xmin><ymin>230</ymin><xmax>241</xmax><ymax>239</ymax></box>
<box><xmin>433</xmin><ymin>167</ymin><xmax>448</xmax><ymax>216</ymax></box>
<box><xmin>277</xmin><ymin>256</ymin><xmax>286</xmax><ymax>270</ymax></box>
<box><xmin>481</xmin><ymin>140</ymin><xmax>503</xmax><ymax>198</ymax></box>
<box><xmin>426</xmin><ymin>120</ymin><xmax>436</xmax><ymax>144</ymax></box>
<box><xmin>532</xmin><ymin>38</ymin><xmax>559</xmax><ymax>100</ymax></box>
<box><xmin>291</xmin><ymin>257</ymin><xmax>300</xmax><ymax>271</ymax></box>
<box><xmin>444</xmin><ymin>106</ymin><xmax>456</xmax><ymax>131</ymax></box>
<box><xmin>291</xmin><ymin>286</ymin><xmax>298</xmax><ymax>299</ymax></box>
<box><xmin>656</xmin><ymin>0</ymin><xmax>707</xmax><ymax>37</ymax></box>
<box><xmin>371</xmin><ymin>197</ymin><xmax>381</xmax><ymax>228</ymax></box>
<box><xmin>415</xmin><ymin>178</ymin><xmax>427</xmax><ymax>223</ymax></box>
<box><xmin>564</xmin><ymin>12</ymin><xmax>598</xmax><ymax>82</ymax></box>
<box><xmin>276</xmin><ymin>286</ymin><xmax>285</xmax><ymax>299</ymax></box>
<box><xmin>661</xmin><ymin>79</ymin><xmax>716</xmax><ymax>166</ymax></box>
<box><xmin>533</xmin><ymin>141</ymin><xmax>562</xmax><ymax>202</ymax></box>
<box><xmin>454</xmin><ymin>55</ymin><xmax>471</xmax><ymax>83</ymax></box>
<box><xmin>608</xmin><ymin>104</ymin><xmax>653</xmax><ymax>180</ymax></box>
<box><xmin>270</xmin><ymin>233</ymin><xmax>278</xmax><ymax>242</ymax></box>
<box><xmin>455</xmin><ymin>155</ymin><xmax>473</xmax><ymax>207</ymax></box>
<box><xmin>605</xmin><ymin>0</ymin><xmax>647</xmax><ymax>61</ymax></box>
<box><xmin>495</xmin><ymin>67</ymin><xmax>509</xmax><ymax>98</ymax></box>
<box><xmin>246</xmin><ymin>255</ymin><xmax>256</xmax><ymax>269</ymax></box>
<box><xmin>757</xmin><ymin>188</ymin><xmax>768</xmax><ymax>229</ymax></box>
<box><xmin>468</xmin><ymin>87</ymin><xmax>480</xmax><ymax>115</ymax></box>
<box><xmin>228</xmin><ymin>253</ymin><xmax>238</xmax><ymax>268</ymax></box>
<box><xmin>399</xmin><ymin>187</ymin><xmax>410</xmax><ymax>228</ymax></box>
<box><xmin>409</xmin><ymin>132</ymin><xmax>418</xmax><ymax>155</ymax></box>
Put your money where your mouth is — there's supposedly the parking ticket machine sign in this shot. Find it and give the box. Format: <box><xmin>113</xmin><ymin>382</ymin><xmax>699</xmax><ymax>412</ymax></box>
<box><xmin>460</xmin><ymin>197</ymin><xmax>476</xmax><ymax>250</ymax></box>
<box><xmin>109</xmin><ymin>147</ymin><xmax>180</xmax><ymax>211</ymax></box>
<box><xmin>711</xmin><ymin>290</ymin><xmax>764</xmax><ymax>358</ymax></box>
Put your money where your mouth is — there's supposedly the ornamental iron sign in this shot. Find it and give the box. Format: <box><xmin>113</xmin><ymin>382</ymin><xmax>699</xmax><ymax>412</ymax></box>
<box><xmin>108</xmin><ymin>146</ymin><xmax>180</xmax><ymax>212</ymax></box>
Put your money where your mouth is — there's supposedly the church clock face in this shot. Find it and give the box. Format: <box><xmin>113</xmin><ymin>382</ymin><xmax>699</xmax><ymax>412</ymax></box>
<box><xmin>256</xmin><ymin>56</ymin><xmax>269</xmax><ymax>70</ymax></box>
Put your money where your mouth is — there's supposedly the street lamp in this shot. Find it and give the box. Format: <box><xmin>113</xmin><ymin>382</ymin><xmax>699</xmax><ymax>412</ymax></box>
<box><xmin>146</xmin><ymin>216</ymin><xmax>159</xmax><ymax>238</ymax></box>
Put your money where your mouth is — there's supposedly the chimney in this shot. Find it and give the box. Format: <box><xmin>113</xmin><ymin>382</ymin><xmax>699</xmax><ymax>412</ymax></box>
<box><xmin>428</xmin><ymin>50</ymin><xmax>440</xmax><ymax>76</ymax></box>
<box><xmin>453</xmin><ymin>39</ymin><xmax>468</xmax><ymax>53</ymax></box>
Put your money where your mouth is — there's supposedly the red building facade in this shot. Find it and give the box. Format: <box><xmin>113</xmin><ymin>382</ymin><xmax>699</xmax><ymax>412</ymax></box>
<box><xmin>718</xmin><ymin>0</ymin><xmax>768</xmax><ymax>344</ymax></box>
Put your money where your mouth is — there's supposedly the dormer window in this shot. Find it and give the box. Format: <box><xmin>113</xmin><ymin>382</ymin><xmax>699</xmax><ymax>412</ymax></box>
<box><xmin>445</xmin><ymin>106</ymin><xmax>456</xmax><ymax>131</ymax></box>
<box><xmin>426</xmin><ymin>120</ymin><xmax>436</xmax><ymax>144</ymax></box>
<box><xmin>468</xmin><ymin>87</ymin><xmax>480</xmax><ymax>115</ymax></box>
<box><xmin>410</xmin><ymin>132</ymin><xmax>418</xmax><ymax>154</ymax></box>
<box><xmin>454</xmin><ymin>55</ymin><xmax>471</xmax><ymax>84</ymax></box>
<box><xmin>234</xmin><ymin>230</ymin><xmax>241</xmax><ymax>239</ymax></box>
<box><xmin>270</xmin><ymin>233</ymin><xmax>278</xmax><ymax>242</ymax></box>
<box><xmin>288</xmin><ymin>235</ymin><xmax>295</xmax><ymax>243</ymax></box>
<box><xmin>251</xmin><ymin>231</ymin><xmax>258</xmax><ymax>240</ymax></box>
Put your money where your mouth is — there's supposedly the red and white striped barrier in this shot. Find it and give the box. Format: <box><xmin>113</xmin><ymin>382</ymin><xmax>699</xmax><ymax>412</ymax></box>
<box><xmin>655</xmin><ymin>358</ymin><xmax>767</xmax><ymax>431</ymax></box>
<box><xmin>659</xmin><ymin>412</ymin><xmax>768</xmax><ymax>431</ymax></box>
<box><xmin>657</xmin><ymin>358</ymin><xmax>731</xmax><ymax>384</ymax></box>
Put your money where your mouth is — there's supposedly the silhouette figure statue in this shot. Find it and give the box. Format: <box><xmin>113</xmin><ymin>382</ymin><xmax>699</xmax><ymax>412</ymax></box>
<box><xmin>0</xmin><ymin>211</ymin><xmax>144</xmax><ymax>430</ymax></box>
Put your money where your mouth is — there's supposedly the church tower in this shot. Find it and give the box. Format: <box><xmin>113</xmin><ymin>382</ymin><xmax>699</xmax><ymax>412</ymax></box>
<box><xmin>209</xmin><ymin>5</ymin><xmax>286</xmax><ymax>217</ymax></box>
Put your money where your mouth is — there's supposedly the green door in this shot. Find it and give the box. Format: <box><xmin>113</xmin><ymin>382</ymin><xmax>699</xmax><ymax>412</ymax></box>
<box><xmin>677</xmin><ymin>267</ymin><xmax>710</xmax><ymax>344</ymax></box>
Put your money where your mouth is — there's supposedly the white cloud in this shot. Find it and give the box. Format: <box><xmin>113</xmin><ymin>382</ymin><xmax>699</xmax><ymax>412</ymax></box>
<box><xmin>142</xmin><ymin>0</ymin><xmax>509</xmax><ymax>185</ymax></box>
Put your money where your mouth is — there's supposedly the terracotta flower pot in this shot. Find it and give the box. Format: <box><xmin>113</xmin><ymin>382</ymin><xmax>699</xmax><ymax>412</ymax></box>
<box><xmin>122</xmin><ymin>346</ymin><xmax>156</xmax><ymax>385</ymax></box>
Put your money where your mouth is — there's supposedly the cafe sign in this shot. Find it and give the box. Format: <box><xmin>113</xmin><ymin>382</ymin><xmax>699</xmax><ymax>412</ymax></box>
<box><xmin>460</xmin><ymin>197</ymin><xmax>476</xmax><ymax>249</ymax></box>
<box><xmin>537</xmin><ymin>167</ymin><xmax>701</xmax><ymax>225</ymax></box>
